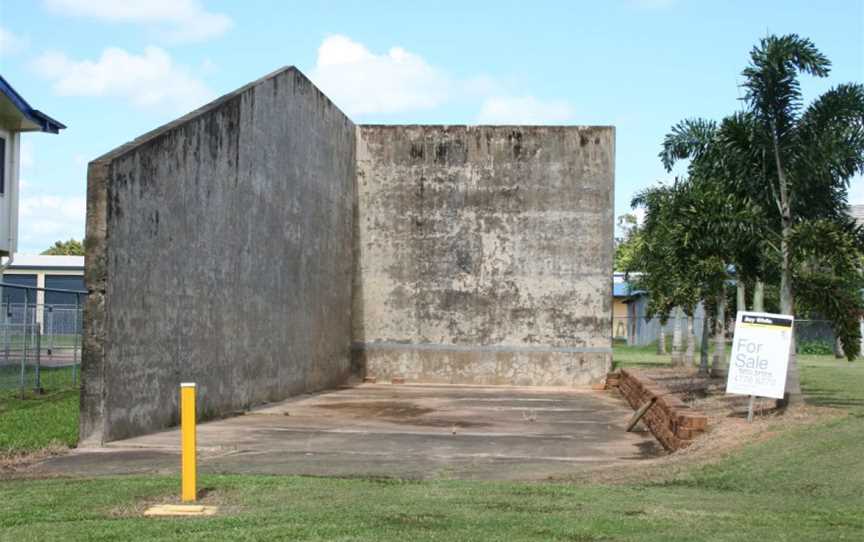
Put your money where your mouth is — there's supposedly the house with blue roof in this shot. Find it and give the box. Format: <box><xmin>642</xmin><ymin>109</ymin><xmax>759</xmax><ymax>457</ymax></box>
<box><xmin>0</xmin><ymin>75</ymin><xmax>65</xmax><ymax>261</ymax></box>
<box><xmin>612</xmin><ymin>277</ymin><xmax>645</xmax><ymax>340</ymax></box>
<box><xmin>612</xmin><ymin>272</ymin><xmax>707</xmax><ymax>346</ymax></box>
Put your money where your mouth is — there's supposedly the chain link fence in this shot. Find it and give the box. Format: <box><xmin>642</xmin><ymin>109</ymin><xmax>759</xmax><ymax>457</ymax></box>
<box><xmin>0</xmin><ymin>282</ymin><xmax>86</xmax><ymax>393</ymax></box>
<box><xmin>613</xmin><ymin>316</ymin><xmax>842</xmax><ymax>354</ymax></box>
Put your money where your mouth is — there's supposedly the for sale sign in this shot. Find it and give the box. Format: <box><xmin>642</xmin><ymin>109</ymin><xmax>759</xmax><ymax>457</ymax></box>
<box><xmin>726</xmin><ymin>311</ymin><xmax>794</xmax><ymax>399</ymax></box>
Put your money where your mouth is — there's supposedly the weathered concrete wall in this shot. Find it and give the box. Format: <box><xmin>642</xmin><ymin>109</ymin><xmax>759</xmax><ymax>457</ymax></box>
<box><xmin>353</xmin><ymin>125</ymin><xmax>614</xmax><ymax>385</ymax></box>
<box><xmin>81</xmin><ymin>67</ymin><xmax>356</xmax><ymax>443</ymax></box>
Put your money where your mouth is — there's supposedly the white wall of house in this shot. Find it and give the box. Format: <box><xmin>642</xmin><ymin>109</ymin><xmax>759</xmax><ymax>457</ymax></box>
<box><xmin>0</xmin><ymin>126</ymin><xmax>20</xmax><ymax>257</ymax></box>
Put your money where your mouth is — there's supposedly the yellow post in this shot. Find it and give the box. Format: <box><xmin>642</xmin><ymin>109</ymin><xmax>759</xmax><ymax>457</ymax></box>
<box><xmin>180</xmin><ymin>382</ymin><xmax>197</xmax><ymax>502</ymax></box>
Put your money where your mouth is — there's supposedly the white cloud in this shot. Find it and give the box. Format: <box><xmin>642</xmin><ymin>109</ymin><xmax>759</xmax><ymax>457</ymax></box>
<box><xmin>18</xmin><ymin>194</ymin><xmax>86</xmax><ymax>253</ymax></box>
<box><xmin>310</xmin><ymin>35</ymin><xmax>574</xmax><ymax>122</ymax></box>
<box><xmin>20</xmin><ymin>141</ymin><xmax>34</xmax><ymax>170</ymax></box>
<box><xmin>43</xmin><ymin>0</ymin><xmax>232</xmax><ymax>43</ymax></box>
<box><xmin>476</xmin><ymin>96</ymin><xmax>575</xmax><ymax>124</ymax></box>
<box><xmin>0</xmin><ymin>26</ymin><xmax>28</xmax><ymax>56</ymax></box>
<box><xmin>310</xmin><ymin>35</ymin><xmax>450</xmax><ymax>115</ymax></box>
<box><xmin>33</xmin><ymin>46</ymin><xmax>213</xmax><ymax>111</ymax></box>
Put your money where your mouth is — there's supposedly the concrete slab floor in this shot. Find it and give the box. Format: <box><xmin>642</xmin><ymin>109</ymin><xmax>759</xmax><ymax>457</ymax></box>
<box><xmin>32</xmin><ymin>384</ymin><xmax>662</xmax><ymax>481</ymax></box>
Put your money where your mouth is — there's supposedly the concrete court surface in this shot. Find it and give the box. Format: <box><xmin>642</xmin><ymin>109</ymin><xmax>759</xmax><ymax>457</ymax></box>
<box><xmin>33</xmin><ymin>384</ymin><xmax>661</xmax><ymax>481</ymax></box>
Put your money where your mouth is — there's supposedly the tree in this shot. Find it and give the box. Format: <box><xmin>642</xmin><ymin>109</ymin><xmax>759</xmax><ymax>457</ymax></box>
<box><xmin>792</xmin><ymin>219</ymin><xmax>864</xmax><ymax>360</ymax></box>
<box><xmin>631</xmin><ymin>181</ymin><xmax>706</xmax><ymax>367</ymax></box>
<box><xmin>737</xmin><ymin>35</ymin><xmax>864</xmax><ymax>403</ymax></box>
<box><xmin>41</xmin><ymin>239</ymin><xmax>85</xmax><ymax>256</ymax></box>
<box><xmin>658</xmin><ymin>118</ymin><xmax>762</xmax><ymax>373</ymax></box>
<box><xmin>614</xmin><ymin>213</ymin><xmax>642</xmax><ymax>272</ymax></box>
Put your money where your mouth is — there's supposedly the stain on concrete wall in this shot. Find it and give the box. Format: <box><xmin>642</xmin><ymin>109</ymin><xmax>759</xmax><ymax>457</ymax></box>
<box><xmin>81</xmin><ymin>67</ymin><xmax>356</xmax><ymax>443</ymax></box>
<box><xmin>353</xmin><ymin>125</ymin><xmax>614</xmax><ymax>385</ymax></box>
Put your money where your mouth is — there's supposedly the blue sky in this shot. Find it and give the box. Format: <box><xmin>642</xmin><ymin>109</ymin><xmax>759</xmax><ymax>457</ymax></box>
<box><xmin>0</xmin><ymin>0</ymin><xmax>861</xmax><ymax>253</ymax></box>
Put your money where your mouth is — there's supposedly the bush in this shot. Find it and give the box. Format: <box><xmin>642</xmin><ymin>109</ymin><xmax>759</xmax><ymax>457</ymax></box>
<box><xmin>797</xmin><ymin>340</ymin><xmax>834</xmax><ymax>356</ymax></box>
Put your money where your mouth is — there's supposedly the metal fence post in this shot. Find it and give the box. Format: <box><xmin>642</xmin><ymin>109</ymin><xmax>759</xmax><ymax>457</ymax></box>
<box><xmin>46</xmin><ymin>305</ymin><xmax>54</xmax><ymax>356</ymax></box>
<box><xmin>2</xmin><ymin>300</ymin><xmax>8</xmax><ymax>384</ymax></box>
<box><xmin>20</xmin><ymin>298</ymin><xmax>28</xmax><ymax>397</ymax></box>
<box><xmin>34</xmin><ymin>320</ymin><xmax>41</xmax><ymax>392</ymax></box>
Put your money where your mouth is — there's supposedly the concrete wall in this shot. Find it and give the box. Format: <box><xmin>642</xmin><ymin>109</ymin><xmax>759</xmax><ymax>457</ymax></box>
<box><xmin>81</xmin><ymin>67</ymin><xmax>356</xmax><ymax>443</ymax></box>
<box><xmin>353</xmin><ymin>125</ymin><xmax>614</xmax><ymax>385</ymax></box>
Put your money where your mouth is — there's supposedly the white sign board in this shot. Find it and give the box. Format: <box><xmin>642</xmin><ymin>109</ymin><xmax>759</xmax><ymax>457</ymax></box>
<box><xmin>726</xmin><ymin>311</ymin><xmax>794</xmax><ymax>399</ymax></box>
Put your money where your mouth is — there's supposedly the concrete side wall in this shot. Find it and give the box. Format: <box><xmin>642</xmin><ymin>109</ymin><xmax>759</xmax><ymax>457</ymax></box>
<box><xmin>353</xmin><ymin>125</ymin><xmax>614</xmax><ymax>385</ymax></box>
<box><xmin>81</xmin><ymin>68</ymin><xmax>356</xmax><ymax>443</ymax></box>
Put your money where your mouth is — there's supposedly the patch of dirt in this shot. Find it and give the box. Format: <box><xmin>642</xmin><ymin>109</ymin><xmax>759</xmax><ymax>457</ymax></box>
<box><xmin>0</xmin><ymin>443</ymin><xmax>70</xmax><ymax>477</ymax></box>
<box><xmin>107</xmin><ymin>486</ymin><xmax>233</xmax><ymax>518</ymax></box>
<box><xmin>556</xmin><ymin>368</ymin><xmax>845</xmax><ymax>485</ymax></box>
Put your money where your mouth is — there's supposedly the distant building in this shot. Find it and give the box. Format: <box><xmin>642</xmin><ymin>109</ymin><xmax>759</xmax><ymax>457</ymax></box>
<box><xmin>0</xmin><ymin>76</ymin><xmax>65</xmax><ymax>260</ymax></box>
<box><xmin>612</xmin><ymin>272</ymin><xmax>705</xmax><ymax>346</ymax></box>
<box><xmin>2</xmin><ymin>255</ymin><xmax>85</xmax><ymax>330</ymax></box>
<box><xmin>612</xmin><ymin>273</ymin><xmax>645</xmax><ymax>340</ymax></box>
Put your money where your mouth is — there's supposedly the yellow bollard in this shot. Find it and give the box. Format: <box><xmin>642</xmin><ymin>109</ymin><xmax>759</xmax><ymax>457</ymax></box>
<box><xmin>180</xmin><ymin>382</ymin><xmax>197</xmax><ymax>502</ymax></box>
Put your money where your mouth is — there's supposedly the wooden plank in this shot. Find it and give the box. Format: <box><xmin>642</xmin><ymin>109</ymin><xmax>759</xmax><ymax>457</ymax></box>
<box><xmin>625</xmin><ymin>397</ymin><xmax>657</xmax><ymax>432</ymax></box>
<box><xmin>144</xmin><ymin>504</ymin><xmax>219</xmax><ymax>517</ymax></box>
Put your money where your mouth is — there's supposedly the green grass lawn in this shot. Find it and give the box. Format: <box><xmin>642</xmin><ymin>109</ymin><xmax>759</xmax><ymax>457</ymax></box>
<box><xmin>0</xmin><ymin>387</ymin><xmax>79</xmax><ymax>456</ymax></box>
<box><xmin>0</xmin><ymin>365</ymin><xmax>79</xmax><ymax>393</ymax></box>
<box><xmin>0</xmin><ymin>468</ymin><xmax>860</xmax><ymax>541</ymax></box>
<box><xmin>0</xmin><ymin>347</ymin><xmax>860</xmax><ymax>540</ymax></box>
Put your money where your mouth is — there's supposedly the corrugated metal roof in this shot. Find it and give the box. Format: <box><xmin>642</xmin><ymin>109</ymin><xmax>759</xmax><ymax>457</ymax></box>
<box><xmin>6</xmin><ymin>255</ymin><xmax>83</xmax><ymax>270</ymax></box>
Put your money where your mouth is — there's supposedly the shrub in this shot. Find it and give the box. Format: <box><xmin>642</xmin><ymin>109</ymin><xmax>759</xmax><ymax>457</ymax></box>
<box><xmin>797</xmin><ymin>340</ymin><xmax>834</xmax><ymax>356</ymax></box>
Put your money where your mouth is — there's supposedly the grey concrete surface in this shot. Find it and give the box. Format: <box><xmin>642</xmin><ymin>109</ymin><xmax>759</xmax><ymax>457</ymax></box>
<box><xmin>34</xmin><ymin>384</ymin><xmax>659</xmax><ymax>481</ymax></box>
<box><xmin>81</xmin><ymin>67</ymin><xmax>356</xmax><ymax>443</ymax></box>
<box><xmin>353</xmin><ymin>126</ymin><xmax>615</xmax><ymax>385</ymax></box>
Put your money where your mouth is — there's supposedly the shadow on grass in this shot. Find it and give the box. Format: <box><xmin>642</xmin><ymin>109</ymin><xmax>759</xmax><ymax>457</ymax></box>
<box><xmin>0</xmin><ymin>388</ymin><xmax>78</xmax><ymax>411</ymax></box>
<box><xmin>801</xmin><ymin>389</ymin><xmax>864</xmax><ymax>410</ymax></box>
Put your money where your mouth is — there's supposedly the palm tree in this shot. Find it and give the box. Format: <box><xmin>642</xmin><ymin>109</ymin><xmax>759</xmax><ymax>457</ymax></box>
<box><xmin>712</xmin><ymin>291</ymin><xmax>727</xmax><ymax>377</ymax></box>
<box><xmin>656</xmin><ymin>314</ymin><xmax>668</xmax><ymax>355</ymax></box>
<box><xmin>659</xmin><ymin>119</ymin><xmax>761</xmax><ymax>374</ymax></box>
<box><xmin>630</xmin><ymin>184</ymin><xmax>697</xmax><ymax>367</ymax></box>
<box><xmin>671</xmin><ymin>308</ymin><xmax>684</xmax><ymax>366</ymax></box>
<box><xmin>738</xmin><ymin>35</ymin><xmax>864</xmax><ymax>404</ymax></box>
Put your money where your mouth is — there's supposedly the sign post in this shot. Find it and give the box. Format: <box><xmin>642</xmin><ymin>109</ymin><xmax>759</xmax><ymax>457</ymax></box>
<box><xmin>726</xmin><ymin>311</ymin><xmax>794</xmax><ymax>421</ymax></box>
<box><xmin>144</xmin><ymin>382</ymin><xmax>219</xmax><ymax>516</ymax></box>
<box><xmin>180</xmin><ymin>382</ymin><xmax>197</xmax><ymax>502</ymax></box>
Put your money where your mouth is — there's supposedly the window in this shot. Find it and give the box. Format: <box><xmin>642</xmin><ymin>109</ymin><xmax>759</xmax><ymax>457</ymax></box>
<box><xmin>0</xmin><ymin>136</ymin><xmax>5</xmax><ymax>195</ymax></box>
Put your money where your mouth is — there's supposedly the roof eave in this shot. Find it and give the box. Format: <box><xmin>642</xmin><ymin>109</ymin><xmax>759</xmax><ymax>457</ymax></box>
<box><xmin>29</xmin><ymin>109</ymin><xmax>66</xmax><ymax>134</ymax></box>
<box><xmin>0</xmin><ymin>75</ymin><xmax>66</xmax><ymax>134</ymax></box>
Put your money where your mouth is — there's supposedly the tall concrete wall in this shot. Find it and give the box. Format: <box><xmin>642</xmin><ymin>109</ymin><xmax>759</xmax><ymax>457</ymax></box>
<box><xmin>81</xmin><ymin>67</ymin><xmax>356</xmax><ymax>443</ymax></box>
<box><xmin>353</xmin><ymin>125</ymin><xmax>615</xmax><ymax>385</ymax></box>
